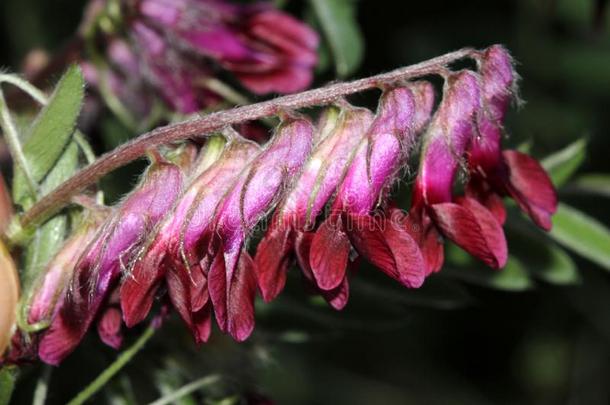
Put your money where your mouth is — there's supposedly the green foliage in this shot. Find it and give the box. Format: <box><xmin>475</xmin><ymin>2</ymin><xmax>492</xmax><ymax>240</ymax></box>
<box><xmin>541</xmin><ymin>138</ymin><xmax>587</xmax><ymax>187</ymax></box>
<box><xmin>0</xmin><ymin>367</ymin><xmax>17</xmax><ymax>405</ymax></box>
<box><xmin>550</xmin><ymin>203</ymin><xmax>610</xmax><ymax>271</ymax></box>
<box><xmin>12</xmin><ymin>65</ymin><xmax>84</xmax><ymax>207</ymax></box>
<box><xmin>308</xmin><ymin>0</ymin><xmax>364</xmax><ymax>77</ymax></box>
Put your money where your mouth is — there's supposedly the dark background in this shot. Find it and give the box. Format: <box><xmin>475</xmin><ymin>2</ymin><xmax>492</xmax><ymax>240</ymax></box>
<box><xmin>1</xmin><ymin>0</ymin><xmax>610</xmax><ymax>404</ymax></box>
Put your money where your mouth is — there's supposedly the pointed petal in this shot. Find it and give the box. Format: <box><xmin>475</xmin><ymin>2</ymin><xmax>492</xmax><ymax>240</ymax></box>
<box><xmin>120</xmin><ymin>245</ymin><xmax>166</xmax><ymax>328</ymax></box>
<box><xmin>38</xmin><ymin>313</ymin><xmax>83</xmax><ymax>365</ymax></box>
<box><xmin>165</xmin><ymin>266</ymin><xmax>194</xmax><ymax>333</ymax></box>
<box><xmin>294</xmin><ymin>231</ymin><xmax>314</xmax><ymax>280</ymax></box>
<box><xmin>321</xmin><ymin>276</ymin><xmax>350</xmax><ymax>310</ymax></box>
<box><xmin>97</xmin><ymin>307</ymin><xmax>123</xmax><ymax>349</ymax></box>
<box><xmin>431</xmin><ymin>198</ymin><xmax>507</xmax><ymax>268</ymax></box>
<box><xmin>348</xmin><ymin>214</ymin><xmax>425</xmax><ymax>288</ymax></box>
<box><xmin>309</xmin><ymin>216</ymin><xmax>350</xmax><ymax>290</ymax></box>
<box><xmin>466</xmin><ymin>180</ymin><xmax>507</xmax><ymax>225</ymax></box>
<box><xmin>254</xmin><ymin>227</ymin><xmax>293</xmax><ymax>302</ymax></box>
<box><xmin>192</xmin><ymin>304</ymin><xmax>212</xmax><ymax>344</ymax></box>
<box><xmin>503</xmin><ymin>150</ymin><xmax>558</xmax><ymax>231</ymax></box>
<box><xmin>404</xmin><ymin>209</ymin><xmax>445</xmax><ymax>275</ymax></box>
<box><xmin>227</xmin><ymin>252</ymin><xmax>257</xmax><ymax>342</ymax></box>
<box><xmin>208</xmin><ymin>252</ymin><xmax>227</xmax><ymax>333</ymax></box>
<box><xmin>190</xmin><ymin>260</ymin><xmax>209</xmax><ymax>313</ymax></box>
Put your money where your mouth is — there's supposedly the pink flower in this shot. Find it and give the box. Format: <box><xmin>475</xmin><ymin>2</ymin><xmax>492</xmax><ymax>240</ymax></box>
<box><xmin>39</xmin><ymin>153</ymin><xmax>191</xmax><ymax>365</ymax></box>
<box><xmin>467</xmin><ymin>45</ymin><xmax>557</xmax><ymax>230</ymax></box>
<box><xmin>254</xmin><ymin>105</ymin><xmax>374</xmax><ymax>307</ymax></box>
<box><xmin>308</xmin><ymin>84</ymin><xmax>436</xmax><ymax>296</ymax></box>
<box><xmin>405</xmin><ymin>70</ymin><xmax>508</xmax><ymax>275</ymax></box>
<box><xmin>138</xmin><ymin>0</ymin><xmax>319</xmax><ymax>96</ymax></box>
<box><xmin>120</xmin><ymin>138</ymin><xmax>260</xmax><ymax>343</ymax></box>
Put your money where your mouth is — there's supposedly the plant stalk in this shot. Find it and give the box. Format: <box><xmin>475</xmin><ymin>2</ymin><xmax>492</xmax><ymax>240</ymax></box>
<box><xmin>20</xmin><ymin>48</ymin><xmax>474</xmax><ymax>229</ymax></box>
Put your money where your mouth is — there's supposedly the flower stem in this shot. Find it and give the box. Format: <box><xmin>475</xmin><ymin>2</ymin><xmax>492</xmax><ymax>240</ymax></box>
<box><xmin>148</xmin><ymin>374</ymin><xmax>222</xmax><ymax>405</ymax></box>
<box><xmin>20</xmin><ymin>47</ymin><xmax>475</xmax><ymax>229</ymax></box>
<box><xmin>66</xmin><ymin>327</ymin><xmax>155</xmax><ymax>405</ymax></box>
<box><xmin>0</xmin><ymin>89</ymin><xmax>38</xmax><ymax>197</ymax></box>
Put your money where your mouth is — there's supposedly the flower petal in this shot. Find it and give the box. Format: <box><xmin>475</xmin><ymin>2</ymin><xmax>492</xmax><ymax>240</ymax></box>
<box><xmin>431</xmin><ymin>197</ymin><xmax>507</xmax><ymax>268</ymax></box>
<box><xmin>227</xmin><ymin>252</ymin><xmax>257</xmax><ymax>342</ymax></box>
<box><xmin>348</xmin><ymin>214</ymin><xmax>425</xmax><ymax>288</ymax></box>
<box><xmin>310</xmin><ymin>216</ymin><xmax>351</xmax><ymax>290</ymax></box>
<box><xmin>254</xmin><ymin>226</ymin><xmax>293</xmax><ymax>302</ymax></box>
<box><xmin>97</xmin><ymin>307</ymin><xmax>123</xmax><ymax>349</ymax></box>
<box><xmin>503</xmin><ymin>150</ymin><xmax>557</xmax><ymax>231</ymax></box>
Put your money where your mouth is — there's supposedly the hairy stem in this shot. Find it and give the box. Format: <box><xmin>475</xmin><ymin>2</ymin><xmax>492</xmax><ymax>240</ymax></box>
<box><xmin>20</xmin><ymin>48</ymin><xmax>474</xmax><ymax>228</ymax></box>
<box><xmin>66</xmin><ymin>327</ymin><xmax>155</xmax><ymax>405</ymax></box>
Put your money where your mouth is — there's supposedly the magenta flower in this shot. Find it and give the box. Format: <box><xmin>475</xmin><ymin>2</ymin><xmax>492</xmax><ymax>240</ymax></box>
<box><xmin>254</xmin><ymin>105</ymin><xmax>374</xmax><ymax>307</ymax></box>
<box><xmin>207</xmin><ymin>117</ymin><xmax>314</xmax><ymax>340</ymax></box>
<box><xmin>120</xmin><ymin>138</ymin><xmax>260</xmax><ymax>343</ymax></box>
<box><xmin>467</xmin><ymin>45</ymin><xmax>557</xmax><ymax>230</ymax></box>
<box><xmin>405</xmin><ymin>70</ymin><xmax>508</xmax><ymax>274</ymax></box>
<box><xmin>137</xmin><ymin>0</ymin><xmax>319</xmax><ymax>95</ymax></box>
<box><xmin>27</xmin><ymin>212</ymin><xmax>107</xmax><ymax>327</ymax></box>
<box><xmin>308</xmin><ymin>84</ymin><xmax>436</xmax><ymax>294</ymax></box>
<box><xmin>38</xmin><ymin>154</ymin><xmax>189</xmax><ymax>365</ymax></box>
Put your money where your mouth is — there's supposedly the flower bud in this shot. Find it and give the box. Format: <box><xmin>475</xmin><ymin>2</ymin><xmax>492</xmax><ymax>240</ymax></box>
<box><xmin>408</xmin><ymin>70</ymin><xmax>507</xmax><ymax>273</ymax></box>
<box><xmin>208</xmin><ymin>116</ymin><xmax>314</xmax><ymax>340</ymax></box>
<box><xmin>120</xmin><ymin>138</ymin><xmax>260</xmax><ymax>343</ymax></box>
<box><xmin>27</xmin><ymin>213</ymin><xmax>106</xmax><ymax>326</ymax></box>
<box><xmin>39</xmin><ymin>151</ymin><xmax>189</xmax><ymax>365</ymax></box>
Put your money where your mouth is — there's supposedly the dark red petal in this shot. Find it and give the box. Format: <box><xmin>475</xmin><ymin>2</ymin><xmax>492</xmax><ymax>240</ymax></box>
<box><xmin>503</xmin><ymin>150</ymin><xmax>558</xmax><ymax>231</ymax></box>
<box><xmin>309</xmin><ymin>216</ymin><xmax>350</xmax><ymax>290</ymax></box>
<box><xmin>38</xmin><ymin>313</ymin><xmax>83</xmax><ymax>365</ymax></box>
<box><xmin>254</xmin><ymin>227</ymin><xmax>294</xmax><ymax>302</ymax></box>
<box><xmin>349</xmin><ymin>214</ymin><xmax>425</xmax><ymax>288</ymax></box>
<box><xmin>165</xmin><ymin>266</ymin><xmax>195</xmax><ymax>332</ymax></box>
<box><xmin>208</xmin><ymin>252</ymin><xmax>228</xmax><ymax>333</ymax></box>
<box><xmin>192</xmin><ymin>304</ymin><xmax>212</xmax><ymax>344</ymax></box>
<box><xmin>466</xmin><ymin>180</ymin><xmax>507</xmax><ymax>225</ymax></box>
<box><xmin>120</xmin><ymin>249</ymin><xmax>166</xmax><ymax>328</ymax></box>
<box><xmin>403</xmin><ymin>209</ymin><xmax>445</xmax><ymax>275</ymax></box>
<box><xmin>226</xmin><ymin>252</ymin><xmax>257</xmax><ymax>342</ymax></box>
<box><xmin>294</xmin><ymin>231</ymin><xmax>314</xmax><ymax>280</ymax></box>
<box><xmin>431</xmin><ymin>197</ymin><xmax>507</xmax><ymax>268</ymax></box>
<box><xmin>190</xmin><ymin>259</ymin><xmax>210</xmax><ymax>313</ymax></box>
<box><xmin>321</xmin><ymin>276</ymin><xmax>349</xmax><ymax>310</ymax></box>
<box><xmin>96</xmin><ymin>307</ymin><xmax>123</xmax><ymax>349</ymax></box>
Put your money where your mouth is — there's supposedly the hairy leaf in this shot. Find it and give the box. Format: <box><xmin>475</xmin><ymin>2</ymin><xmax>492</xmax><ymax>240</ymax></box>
<box><xmin>12</xmin><ymin>65</ymin><xmax>84</xmax><ymax>206</ymax></box>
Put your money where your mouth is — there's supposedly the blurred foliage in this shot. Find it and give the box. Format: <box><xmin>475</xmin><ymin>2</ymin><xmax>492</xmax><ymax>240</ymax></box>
<box><xmin>1</xmin><ymin>0</ymin><xmax>610</xmax><ymax>404</ymax></box>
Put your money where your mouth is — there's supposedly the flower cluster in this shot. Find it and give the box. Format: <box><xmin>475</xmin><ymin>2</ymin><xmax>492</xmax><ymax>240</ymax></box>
<box><xmin>85</xmin><ymin>0</ymin><xmax>318</xmax><ymax>116</ymax></box>
<box><xmin>1</xmin><ymin>45</ymin><xmax>557</xmax><ymax>366</ymax></box>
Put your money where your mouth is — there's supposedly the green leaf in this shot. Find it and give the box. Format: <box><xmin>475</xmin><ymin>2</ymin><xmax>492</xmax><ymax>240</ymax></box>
<box><xmin>12</xmin><ymin>65</ymin><xmax>84</xmax><ymax>205</ymax></box>
<box><xmin>508</xmin><ymin>225</ymin><xmax>580</xmax><ymax>285</ymax></box>
<box><xmin>523</xmin><ymin>243</ymin><xmax>579</xmax><ymax>285</ymax></box>
<box><xmin>541</xmin><ymin>139</ymin><xmax>587</xmax><ymax>188</ymax></box>
<box><xmin>23</xmin><ymin>141</ymin><xmax>79</xmax><ymax>285</ymax></box>
<box><xmin>445</xmin><ymin>244</ymin><xmax>533</xmax><ymax>291</ymax></box>
<box><xmin>570</xmin><ymin>173</ymin><xmax>610</xmax><ymax>198</ymax></box>
<box><xmin>0</xmin><ymin>366</ymin><xmax>17</xmax><ymax>405</ymax></box>
<box><xmin>549</xmin><ymin>203</ymin><xmax>610</xmax><ymax>271</ymax></box>
<box><xmin>309</xmin><ymin>0</ymin><xmax>364</xmax><ymax>77</ymax></box>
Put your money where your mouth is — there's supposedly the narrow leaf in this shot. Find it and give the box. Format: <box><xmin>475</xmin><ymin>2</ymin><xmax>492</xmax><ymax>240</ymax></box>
<box><xmin>570</xmin><ymin>173</ymin><xmax>610</xmax><ymax>198</ymax></box>
<box><xmin>23</xmin><ymin>141</ymin><xmax>79</xmax><ymax>285</ymax></box>
<box><xmin>13</xmin><ymin>65</ymin><xmax>84</xmax><ymax>205</ymax></box>
<box><xmin>549</xmin><ymin>203</ymin><xmax>610</xmax><ymax>271</ymax></box>
<box><xmin>0</xmin><ymin>367</ymin><xmax>17</xmax><ymax>405</ymax></box>
<box><xmin>541</xmin><ymin>139</ymin><xmax>586</xmax><ymax>187</ymax></box>
<box><xmin>309</xmin><ymin>0</ymin><xmax>364</xmax><ymax>77</ymax></box>
<box><xmin>445</xmin><ymin>255</ymin><xmax>532</xmax><ymax>291</ymax></box>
